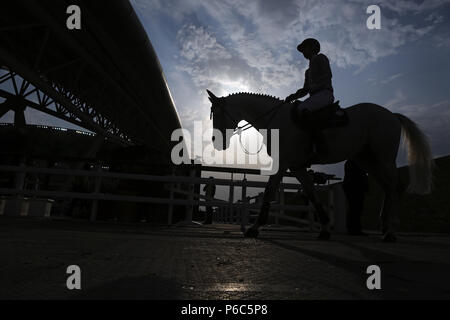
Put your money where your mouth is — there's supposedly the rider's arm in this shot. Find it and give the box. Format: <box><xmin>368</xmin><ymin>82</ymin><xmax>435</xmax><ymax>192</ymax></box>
<box><xmin>285</xmin><ymin>70</ymin><xmax>309</xmax><ymax>102</ymax></box>
<box><xmin>295</xmin><ymin>69</ymin><xmax>310</xmax><ymax>98</ymax></box>
<box><xmin>294</xmin><ymin>87</ymin><xmax>308</xmax><ymax>99</ymax></box>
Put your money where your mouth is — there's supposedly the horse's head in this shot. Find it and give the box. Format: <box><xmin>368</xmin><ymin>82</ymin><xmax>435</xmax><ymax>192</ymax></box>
<box><xmin>207</xmin><ymin>89</ymin><xmax>236</xmax><ymax>151</ymax></box>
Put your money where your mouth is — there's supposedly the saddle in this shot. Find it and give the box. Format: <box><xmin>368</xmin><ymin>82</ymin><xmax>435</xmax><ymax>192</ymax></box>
<box><xmin>290</xmin><ymin>100</ymin><xmax>349</xmax><ymax>131</ymax></box>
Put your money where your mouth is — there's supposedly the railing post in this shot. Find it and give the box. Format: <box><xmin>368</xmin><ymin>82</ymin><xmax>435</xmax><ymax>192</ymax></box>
<box><xmin>184</xmin><ymin>167</ymin><xmax>195</xmax><ymax>223</ymax></box>
<box><xmin>227</xmin><ymin>173</ymin><xmax>234</xmax><ymax>224</ymax></box>
<box><xmin>240</xmin><ymin>178</ymin><xmax>249</xmax><ymax>232</ymax></box>
<box><xmin>276</xmin><ymin>183</ymin><xmax>284</xmax><ymax>225</ymax></box>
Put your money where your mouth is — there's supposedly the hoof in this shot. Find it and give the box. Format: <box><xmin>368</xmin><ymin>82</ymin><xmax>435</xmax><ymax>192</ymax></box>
<box><xmin>317</xmin><ymin>230</ymin><xmax>331</xmax><ymax>240</ymax></box>
<box><xmin>382</xmin><ymin>233</ymin><xmax>397</xmax><ymax>243</ymax></box>
<box><xmin>244</xmin><ymin>227</ymin><xmax>259</xmax><ymax>238</ymax></box>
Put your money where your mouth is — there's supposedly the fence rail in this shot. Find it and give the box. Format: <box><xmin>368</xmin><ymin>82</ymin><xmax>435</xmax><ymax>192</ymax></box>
<box><xmin>0</xmin><ymin>164</ymin><xmax>346</xmax><ymax>232</ymax></box>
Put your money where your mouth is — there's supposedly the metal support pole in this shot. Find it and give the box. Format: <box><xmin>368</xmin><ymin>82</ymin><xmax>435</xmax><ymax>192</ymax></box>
<box><xmin>277</xmin><ymin>183</ymin><xmax>284</xmax><ymax>225</ymax></box>
<box><xmin>328</xmin><ymin>184</ymin><xmax>335</xmax><ymax>229</ymax></box>
<box><xmin>15</xmin><ymin>157</ymin><xmax>26</xmax><ymax>197</ymax></box>
<box><xmin>167</xmin><ymin>168</ymin><xmax>175</xmax><ymax>225</ymax></box>
<box><xmin>90</xmin><ymin>164</ymin><xmax>102</xmax><ymax>222</ymax></box>
<box><xmin>332</xmin><ymin>183</ymin><xmax>347</xmax><ymax>233</ymax></box>
<box><xmin>308</xmin><ymin>199</ymin><xmax>314</xmax><ymax>232</ymax></box>
<box><xmin>13</xmin><ymin>156</ymin><xmax>26</xmax><ymax>216</ymax></box>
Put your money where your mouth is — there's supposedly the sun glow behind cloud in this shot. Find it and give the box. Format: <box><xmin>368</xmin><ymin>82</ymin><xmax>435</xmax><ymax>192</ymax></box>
<box><xmin>217</xmin><ymin>79</ymin><xmax>251</xmax><ymax>97</ymax></box>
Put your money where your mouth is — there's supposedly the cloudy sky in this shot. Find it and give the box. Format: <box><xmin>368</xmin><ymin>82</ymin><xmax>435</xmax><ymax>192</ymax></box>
<box><xmin>130</xmin><ymin>0</ymin><xmax>450</xmax><ymax>160</ymax></box>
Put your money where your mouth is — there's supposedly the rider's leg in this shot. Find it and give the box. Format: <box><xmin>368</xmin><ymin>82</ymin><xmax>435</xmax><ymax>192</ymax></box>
<box><xmin>298</xmin><ymin>90</ymin><xmax>334</xmax><ymax>113</ymax></box>
<box><xmin>296</xmin><ymin>90</ymin><xmax>334</xmax><ymax>163</ymax></box>
<box><xmin>311</xmin><ymin>128</ymin><xmax>327</xmax><ymax>155</ymax></box>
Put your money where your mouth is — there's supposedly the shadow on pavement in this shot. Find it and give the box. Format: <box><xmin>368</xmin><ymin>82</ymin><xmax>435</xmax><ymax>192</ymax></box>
<box><xmin>72</xmin><ymin>274</ymin><xmax>183</xmax><ymax>300</ymax></box>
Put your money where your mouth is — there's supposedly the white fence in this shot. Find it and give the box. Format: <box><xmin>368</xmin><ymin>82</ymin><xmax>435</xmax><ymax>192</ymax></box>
<box><xmin>0</xmin><ymin>164</ymin><xmax>347</xmax><ymax>232</ymax></box>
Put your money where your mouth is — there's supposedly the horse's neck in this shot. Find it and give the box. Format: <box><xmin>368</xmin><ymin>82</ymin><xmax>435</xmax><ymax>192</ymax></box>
<box><xmin>228</xmin><ymin>95</ymin><xmax>279</xmax><ymax>130</ymax></box>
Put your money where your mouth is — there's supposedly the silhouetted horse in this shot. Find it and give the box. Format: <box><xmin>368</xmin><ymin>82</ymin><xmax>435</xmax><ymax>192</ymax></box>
<box><xmin>207</xmin><ymin>90</ymin><xmax>433</xmax><ymax>242</ymax></box>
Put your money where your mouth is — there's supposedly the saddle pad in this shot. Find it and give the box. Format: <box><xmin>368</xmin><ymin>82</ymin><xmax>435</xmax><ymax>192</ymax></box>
<box><xmin>291</xmin><ymin>101</ymin><xmax>349</xmax><ymax>130</ymax></box>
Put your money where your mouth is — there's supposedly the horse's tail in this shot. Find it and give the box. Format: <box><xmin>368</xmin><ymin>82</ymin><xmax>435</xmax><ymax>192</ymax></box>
<box><xmin>394</xmin><ymin>113</ymin><xmax>434</xmax><ymax>194</ymax></box>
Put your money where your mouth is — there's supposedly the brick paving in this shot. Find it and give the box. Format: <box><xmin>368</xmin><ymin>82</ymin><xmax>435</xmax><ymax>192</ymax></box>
<box><xmin>0</xmin><ymin>217</ymin><xmax>449</xmax><ymax>300</ymax></box>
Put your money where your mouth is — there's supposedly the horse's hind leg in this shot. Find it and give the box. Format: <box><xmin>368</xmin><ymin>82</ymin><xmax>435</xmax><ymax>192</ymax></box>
<box><xmin>293</xmin><ymin>168</ymin><xmax>331</xmax><ymax>240</ymax></box>
<box><xmin>376</xmin><ymin>162</ymin><xmax>400</xmax><ymax>242</ymax></box>
<box><xmin>358</xmin><ymin>160</ymin><xmax>400</xmax><ymax>242</ymax></box>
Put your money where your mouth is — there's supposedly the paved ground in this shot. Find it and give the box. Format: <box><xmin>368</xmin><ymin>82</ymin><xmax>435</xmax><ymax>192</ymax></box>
<box><xmin>0</xmin><ymin>217</ymin><xmax>450</xmax><ymax>300</ymax></box>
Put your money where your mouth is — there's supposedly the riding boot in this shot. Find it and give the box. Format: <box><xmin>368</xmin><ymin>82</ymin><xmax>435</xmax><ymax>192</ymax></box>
<box><xmin>313</xmin><ymin>129</ymin><xmax>328</xmax><ymax>155</ymax></box>
<box><xmin>303</xmin><ymin>138</ymin><xmax>316</xmax><ymax>167</ymax></box>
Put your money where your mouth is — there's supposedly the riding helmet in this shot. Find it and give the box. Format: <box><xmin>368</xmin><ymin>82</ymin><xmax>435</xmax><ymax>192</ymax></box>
<box><xmin>297</xmin><ymin>38</ymin><xmax>320</xmax><ymax>54</ymax></box>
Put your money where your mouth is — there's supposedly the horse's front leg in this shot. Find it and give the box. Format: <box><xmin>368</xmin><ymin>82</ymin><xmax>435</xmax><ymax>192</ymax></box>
<box><xmin>293</xmin><ymin>168</ymin><xmax>331</xmax><ymax>240</ymax></box>
<box><xmin>244</xmin><ymin>168</ymin><xmax>286</xmax><ymax>238</ymax></box>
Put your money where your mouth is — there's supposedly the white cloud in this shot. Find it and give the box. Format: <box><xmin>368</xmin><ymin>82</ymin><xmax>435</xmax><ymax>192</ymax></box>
<box><xmin>177</xmin><ymin>25</ymin><xmax>232</xmax><ymax>62</ymax></box>
<box><xmin>144</xmin><ymin>0</ymin><xmax>448</xmax><ymax>94</ymax></box>
<box><xmin>368</xmin><ymin>73</ymin><xmax>404</xmax><ymax>86</ymax></box>
<box><xmin>175</xmin><ymin>24</ymin><xmax>276</xmax><ymax>97</ymax></box>
<box><xmin>386</xmin><ymin>90</ymin><xmax>407</xmax><ymax>107</ymax></box>
<box><xmin>434</xmin><ymin>34</ymin><xmax>450</xmax><ymax>47</ymax></box>
<box><xmin>380</xmin><ymin>73</ymin><xmax>404</xmax><ymax>85</ymax></box>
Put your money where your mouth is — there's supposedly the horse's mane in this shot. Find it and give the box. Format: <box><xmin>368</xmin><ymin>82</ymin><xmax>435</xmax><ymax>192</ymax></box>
<box><xmin>225</xmin><ymin>92</ymin><xmax>282</xmax><ymax>104</ymax></box>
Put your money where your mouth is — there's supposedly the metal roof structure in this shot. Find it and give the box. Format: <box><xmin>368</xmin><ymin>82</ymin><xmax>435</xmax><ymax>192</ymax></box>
<box><xmin>0</xmin><ymin>0</ymin><xmax>182</xmax><ymax>160</ymax></box>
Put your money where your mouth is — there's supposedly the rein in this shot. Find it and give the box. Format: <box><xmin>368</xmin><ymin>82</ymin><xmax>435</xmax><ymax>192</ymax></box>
<box><xmin>211</xmin><ymin>98</ymin><xmax>285</xmax><ymax>155</ymax></box>
<box><xmin>234</xmin><ymin>100</ymin><xmax>284</xmax><ymax>134</ymax></box>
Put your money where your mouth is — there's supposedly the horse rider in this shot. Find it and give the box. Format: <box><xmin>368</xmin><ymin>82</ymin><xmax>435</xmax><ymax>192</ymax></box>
<box><xmin>285</xmin><ymin>38</ymin><xmax>335</xmax><ymax>161</ymax></box>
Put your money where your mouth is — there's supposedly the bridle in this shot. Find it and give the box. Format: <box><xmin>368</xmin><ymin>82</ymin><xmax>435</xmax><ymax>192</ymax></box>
<box><xmin>210</xmin><ymin>97</ymin><xmax>284</xmax><ymax>155</ymax></box>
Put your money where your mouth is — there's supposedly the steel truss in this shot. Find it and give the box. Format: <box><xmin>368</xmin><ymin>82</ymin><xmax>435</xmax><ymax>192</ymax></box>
<box><xmin>0</xmin><ymin>2</ymin><xmax>168</xmax><ymax>148</ymax></box>
<box><xmin>0</xmin><ymin>69</ymin><xmax>131</xmax><ymax>145</ymax></box>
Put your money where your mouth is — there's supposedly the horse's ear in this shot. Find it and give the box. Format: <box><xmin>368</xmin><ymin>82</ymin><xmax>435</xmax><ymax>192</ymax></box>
<box><xmin>206</xmin><ymin>89</ymin><xmax>219</xmax><ymax>102</ymax></box>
